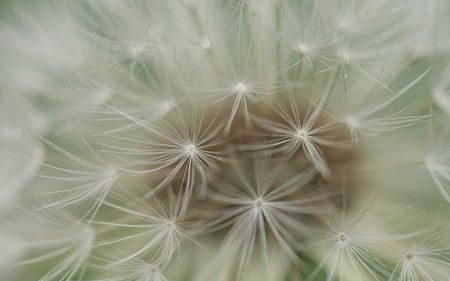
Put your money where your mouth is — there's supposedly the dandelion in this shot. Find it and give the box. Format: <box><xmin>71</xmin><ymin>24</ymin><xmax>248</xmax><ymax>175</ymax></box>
<box><xmin>1</xmin><ymin>0</ymin><xmax>450</xmax><ymax>281</ymax></box>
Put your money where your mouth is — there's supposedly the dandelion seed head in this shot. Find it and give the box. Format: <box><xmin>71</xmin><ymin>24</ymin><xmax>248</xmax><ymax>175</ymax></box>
<box><xmin>3</xmin><ymin>1</ymin><xmax>450</xmax><ymax>280</ymax></box>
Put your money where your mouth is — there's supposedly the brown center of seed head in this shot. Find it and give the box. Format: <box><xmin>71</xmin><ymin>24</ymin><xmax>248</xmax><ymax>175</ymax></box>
<box><xmin>147</xmin><ymin>92</ymin><xmax>358</xmax><ymax>222</ymax></box>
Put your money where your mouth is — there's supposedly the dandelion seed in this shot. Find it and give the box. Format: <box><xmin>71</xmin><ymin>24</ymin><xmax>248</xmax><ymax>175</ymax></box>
<box><xmin>245</xmin><ymin>90</ymin><xmax>347</xmax><ymax>177</ymax></box>
<box><xmin>97</xmin><ymin>106</ymin><xmax>227</xmax><ymax>202</ymax></box>
<box><xmin>93</xmin><ymin>191</ymin><xmax>192</xmax><ymax>264</ymax></box>
<box><xmin>91</xmin><ymin>254</ymin><xmax>168</xmax><ymax>281</ymax></box>
<box><xmin>332</xmin><ymin>69</ymin><xmax>430</xmax><ymax>142</ymax></box>
<box><xmin>205</xmin><ymin>157</ymin><xmax>332</xmax><ymax>279</ymax></box>
<box><xmin>36</xmin><ymin>138</ymin><xmax>119</xmax><ymax>223</ymax></box>
<box><xmin>307</xmin><ymin>205</ymin><xmax>391</xmax><ymax>281</ymax></box>
<box><xmin>389</xmin><ymin>228</ymin><xmax>450</xmax><ymax>281</ymax></box>
<box><xmin>15</xmin><ymin>209</ymin><xmax>94</xmax><ymax>281</ymax></box>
